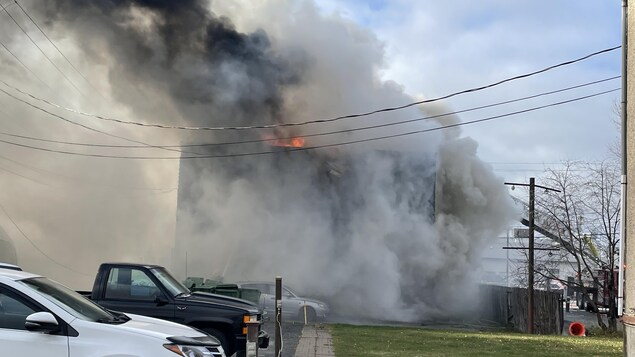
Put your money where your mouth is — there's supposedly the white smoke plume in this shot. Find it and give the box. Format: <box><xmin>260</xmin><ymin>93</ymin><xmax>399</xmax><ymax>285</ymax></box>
<box><xmin>0</xmin><ymin>0</ymin><xmax>515</xmax><ymax>321</ymax></box>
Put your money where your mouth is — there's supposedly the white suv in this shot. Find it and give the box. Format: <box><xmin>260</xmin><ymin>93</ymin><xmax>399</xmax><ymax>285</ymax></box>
<box><xmin>0</xmin><ymin>268</ymin><xmax>225</xmax><ymax>357</ymax></box>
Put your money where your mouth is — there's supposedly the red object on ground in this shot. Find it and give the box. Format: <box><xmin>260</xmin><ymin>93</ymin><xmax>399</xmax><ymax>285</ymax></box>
<box><xmin>569</xmin><ymin>321</ymin><xmax>586</xmax><ymax>336</ymax></box>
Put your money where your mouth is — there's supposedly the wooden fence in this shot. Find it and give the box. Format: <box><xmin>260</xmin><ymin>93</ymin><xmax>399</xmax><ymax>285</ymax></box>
<box><xmin>480</xmin><ymin>285</ymin><xmax>564</xmax><ymax>334</ymax></box>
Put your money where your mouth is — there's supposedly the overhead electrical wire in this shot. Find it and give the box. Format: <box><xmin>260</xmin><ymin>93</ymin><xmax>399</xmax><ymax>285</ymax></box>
<box><xmin>0</xmin><ymin>153</ymin><xmax>177</xmax><ymax>192</ymax></box>
<box><xmin>0</xmin><ymin>76</ymin><xmax>620</xmax><ymax>149</ymax></box>
<box><xmin>0</xmin><ymin>198</ymin><xmax>91</xmax><ymax>276</ymax></box>
<box><xmin>0</xmin><ymin>162</ymin><xmax>52</xmax><ymax>186</ymax></box>
<box><xmin>0</xmin><ymin>88</ymin><xmax>619</xmax><ymax>160</ymax></box>
<box><xmin>0</xmin><ymin>46</ymin><xmax>621</xmax><ymax>131</ymax></box>
<box><xmin>0</xmin><ymin>36</ymin><xmax>49</xmax><ymax>88</ymax></box>
<box><xmin>0</xmin><ymin>1</ymin><xmax>85</xmax><ymax>96</ymax></box>
<box><xmin>0</xmin><ymin>87</ymin><xmax>205</xmax><ymax>156</ymax></box>
<box><xmin>13</xmin><ymin>0</ymin><xmax>105</xmax><ymax>97</ymax></box>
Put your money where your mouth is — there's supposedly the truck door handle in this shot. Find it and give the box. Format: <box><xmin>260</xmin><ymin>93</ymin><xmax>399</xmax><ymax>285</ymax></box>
<box><xmin>177</xmin><ymin>306</ymin><xmax>187</xmax><ymax>311</ymax></box>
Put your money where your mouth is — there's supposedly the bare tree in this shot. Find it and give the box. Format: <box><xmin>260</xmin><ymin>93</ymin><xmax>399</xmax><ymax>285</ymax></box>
<box><xmin>531</xmin><ymin>160</ymin><xmax>621</xmax><ymax>331</ymax></box>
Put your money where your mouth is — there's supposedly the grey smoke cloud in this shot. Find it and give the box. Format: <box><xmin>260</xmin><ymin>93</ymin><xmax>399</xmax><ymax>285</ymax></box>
<box><xmin>0</xmin><ymin>0</ymin><xmax>516</xmax><ymax>320</ymax></box>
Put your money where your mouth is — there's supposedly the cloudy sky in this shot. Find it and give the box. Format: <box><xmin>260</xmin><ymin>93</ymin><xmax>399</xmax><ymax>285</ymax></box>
<box><xmin>314</xmin><ymin>0</ymin><xmax>622</xmax><ymax>181</ymax></box>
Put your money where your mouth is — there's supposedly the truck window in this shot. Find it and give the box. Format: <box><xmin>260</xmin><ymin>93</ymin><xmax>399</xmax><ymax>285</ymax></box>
<box><xmin>104</xmin><ymin>268</ymin><xmax>161</xmax><ymax>301</ymax></box>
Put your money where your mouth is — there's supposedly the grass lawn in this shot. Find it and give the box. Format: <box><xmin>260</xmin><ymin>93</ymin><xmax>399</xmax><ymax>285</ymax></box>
<box><xmin>330</xmin><ymin>324</ymin><xmax>622</xmax><ymax>356</ymax></box>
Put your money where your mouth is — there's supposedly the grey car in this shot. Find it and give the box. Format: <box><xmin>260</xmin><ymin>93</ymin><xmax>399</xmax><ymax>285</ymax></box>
<box><xmin>236</xmin><ymin>282</ymin><xmax>329</xmax><ymax>322</ymax></box>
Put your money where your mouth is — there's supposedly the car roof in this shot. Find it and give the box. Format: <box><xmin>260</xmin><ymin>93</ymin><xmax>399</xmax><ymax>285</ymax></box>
<box><xmin>101</xmin><ymin>262</ymin><xmax>163</xmax><ymax>269</ymax></box>
<box><xmin>0</xmin><ymin>268</ymin><xmax>42</xmax><ymax>281</ymax></box>
<box><xmin>0</xmin><ymin>262</ymin><xmax>21</xmax><ymax>271</ymax></box>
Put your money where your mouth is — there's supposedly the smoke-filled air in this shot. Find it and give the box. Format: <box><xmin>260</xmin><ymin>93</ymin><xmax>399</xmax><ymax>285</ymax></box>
<box><xmin>0</xmin><ymin>0</ymin><xmax>515</xmax><ymax>322</ymax></box>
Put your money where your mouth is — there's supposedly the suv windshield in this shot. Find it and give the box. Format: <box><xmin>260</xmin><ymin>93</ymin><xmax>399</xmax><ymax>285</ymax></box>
<box><xmin>151</xmin><ymin>267</ymin><xmax>190</xmax><ymax>297</ymax></box>
<box><xmin>20</xmin><ymin>277</ymin><xmax>115</xmax><ymax>322</ymax></box>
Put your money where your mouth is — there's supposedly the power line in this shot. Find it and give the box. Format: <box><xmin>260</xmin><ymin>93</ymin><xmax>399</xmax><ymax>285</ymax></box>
<box><xmin>0</xmin><ymin>88</ymin><xmax>619</xmax><ymax>160</ymax></box>
<box><xmin>0</xmin><ymin>46</ymin><xmax>621</xmax><ymax>131</ymax></box>
<box><xmin>0</xmin><ymin>76</ymin><xmax>620</xmax><ymax>149</ymax></box>
<box><xmin>0</xmin><ymin>153</ymin><xmax>177</xmax><ymax>191</ymax></box>
<box><xmin>0</xmin><ymin>1</ymin><xmax>85</xmax><ymax>96</ymax></box>
<box><xmin>13</xmin><ymin>0</ymin><xmax>104</xmax><ymax>97</ymax></box>
<box><xmin>0</xmin><ymin>35</ymin><xmax>49</xmax><ymax>87</ymax></box>
<box><xmin>0</xmin><ymin>162</ymin><xmax>52</xmax><ymax>185</ymax></box>
<box><xmin>0</xmin><ymin>198</ymin><xmax>91</xmax><ymax>276</ymax></box>
<box><xmin>0</xmin><ymin>86</ymin><xmax>204</xmax><ymax>156</ymax></box>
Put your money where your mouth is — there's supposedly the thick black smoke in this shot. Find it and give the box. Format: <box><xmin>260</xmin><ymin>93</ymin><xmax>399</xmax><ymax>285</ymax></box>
<box><xmin>44</xmin><ymin>0</ymin><xmax>303</xmax><ymax>132</ymax></box>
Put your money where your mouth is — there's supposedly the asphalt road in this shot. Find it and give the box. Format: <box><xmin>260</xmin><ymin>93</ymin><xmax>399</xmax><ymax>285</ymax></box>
<box><xmin>258</xmin><ymin>321</ymin><xmax>305</xmax><ymax>357</ymax></box>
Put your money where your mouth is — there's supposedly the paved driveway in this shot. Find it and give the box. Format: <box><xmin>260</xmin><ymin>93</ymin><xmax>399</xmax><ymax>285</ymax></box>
<box><xmin>258</xmin><ymin>321</ymin><xmax>305</xmax><ymax>357</ymax></box>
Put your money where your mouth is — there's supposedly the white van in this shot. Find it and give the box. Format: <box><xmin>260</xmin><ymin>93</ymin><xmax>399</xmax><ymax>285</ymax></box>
<box><xmin>0</xmin><ymin>269</ymin><xmax>225</xmax><ymax>356</ymax></box>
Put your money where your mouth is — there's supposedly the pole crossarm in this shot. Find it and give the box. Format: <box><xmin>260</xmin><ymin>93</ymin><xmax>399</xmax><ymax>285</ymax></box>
<box><xmin>503</xmin><ymin>246</ymin><xmax>561</xmax><ymax>251</ymax></box>
<box><xmin>519</xmin><ymin>218</ymin><xmax>603</xmax><ymax>266</ymax></box>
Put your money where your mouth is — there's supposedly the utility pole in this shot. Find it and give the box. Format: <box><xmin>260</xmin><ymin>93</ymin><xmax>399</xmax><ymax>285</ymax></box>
<box><xmin>505</xmin><ymin>178</ymin><xmax>560</xmax><ymax>334</ymax></box>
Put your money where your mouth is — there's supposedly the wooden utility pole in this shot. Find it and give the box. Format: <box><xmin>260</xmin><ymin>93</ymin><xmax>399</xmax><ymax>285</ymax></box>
<box><xmin>505</xmin><ymin>178</ymin><xmax>560</xmax><ymax>334</ymax></box>
<box><xmin>528</xmin><ymin>177</ymin><xmax>536</xmax><ymax>334</ymax></box>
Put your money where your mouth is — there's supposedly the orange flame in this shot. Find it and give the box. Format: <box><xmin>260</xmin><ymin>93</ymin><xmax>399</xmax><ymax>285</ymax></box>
<box><xmin>264</xmin><ymin>134</ymin><xmax>306</xmax><ymax>148</ymax></box>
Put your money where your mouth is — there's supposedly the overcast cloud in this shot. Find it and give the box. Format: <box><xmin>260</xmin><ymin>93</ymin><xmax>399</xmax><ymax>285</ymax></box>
<box><xmin>313</xmin><ymin>0</ymin><xmax>622</xmax><ymax>179</ymax></box>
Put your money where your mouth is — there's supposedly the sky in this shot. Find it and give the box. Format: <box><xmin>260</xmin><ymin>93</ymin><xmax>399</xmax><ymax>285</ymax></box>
<box><xmin>0</xmin><ymin>0</ymin><xmax>623</xmax><ymax>293</ymax></box>
<box><xmin>313</xmin><ymin>0</ymin><xmax>623</xmax><ymax>181</ymax></box>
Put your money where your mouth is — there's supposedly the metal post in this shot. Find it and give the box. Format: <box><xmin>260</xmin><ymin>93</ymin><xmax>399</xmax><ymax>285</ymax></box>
<box><xmin>506</xmin><ymin>229</ymin><xmax>510</xmax><ymax>287</ymax></box>
<box><xmin>275</xmin><ymin>277</ymin><xmax>282</xmax><ymax>357</ymax></box>
<box><xmin>245</xmin><ymin>321</ymin><xmax>260</xmax><ymax>357</ymax></box>
<box><xmin>528</xmin><ymin>177</ymin><xmax>535</xmax><ymax>334</ymax></box>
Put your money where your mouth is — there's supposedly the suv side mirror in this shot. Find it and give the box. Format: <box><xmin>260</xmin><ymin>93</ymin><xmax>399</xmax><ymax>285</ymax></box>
<box><xmin>25</xmin><ymin>312</ymin><xmax>61</xmax><ymax>334</ymax></box>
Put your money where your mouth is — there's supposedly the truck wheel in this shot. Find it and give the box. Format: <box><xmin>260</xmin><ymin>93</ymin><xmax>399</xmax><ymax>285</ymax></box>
<box><xmin>202</xmin><ymin>327</ymin><xmax>229</xmax><ymax>355</ymax></box>
<box><xmin>298</xmin><ymin>307</ymin><xmax>317</xmax><ymax>323</ymax></box>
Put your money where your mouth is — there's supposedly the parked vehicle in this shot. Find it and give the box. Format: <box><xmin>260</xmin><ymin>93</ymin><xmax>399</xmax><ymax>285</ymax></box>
<box><xmin>0</xmin><ymin>262</ymin><xmax>21</xmax><ymax>271</ymax></box>
<box><xmin>236</xmin><ymin>281</ymin><xmax>329</xmax><ymax>322</ymax></box>
<box><xmin>184</xmin><ymin>277</ymin><xmax>262</xmax><ymax>305</ymax></box>
<box><xmin>573</xmin><ymin>269</ymin><xmax>619</xmax><ymax>312</ymax></box>
<box><xmin>81</xmin><ymin>263</ymin><xmax>269</xmax><ymax>356</ymax></box>
<box><xmin>0</xmin><ymin>268</ymin><xmax>225</xmax><ymax>356</ymax></box>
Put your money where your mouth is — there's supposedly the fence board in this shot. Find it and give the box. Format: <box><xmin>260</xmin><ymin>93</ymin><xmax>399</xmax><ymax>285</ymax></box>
<box><xmin>480</xmin><ymin>285</ymin><xmax>563</xmax><ymax>334</ymax></box>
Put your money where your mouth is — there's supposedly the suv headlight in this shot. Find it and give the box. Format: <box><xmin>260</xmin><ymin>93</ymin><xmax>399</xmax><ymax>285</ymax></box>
<box><xmin>164</xmin><ymin>344</ymin><xmax>225</xmax><ymax>357</ymax></box>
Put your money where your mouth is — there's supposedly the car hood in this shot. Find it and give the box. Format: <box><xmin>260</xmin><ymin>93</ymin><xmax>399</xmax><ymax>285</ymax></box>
<box><xmin>184</xmin><ymin>292</ymin><xmax>260</xmax><ymax>313</ymax></box>
<box><xmin>119</xmin><ymin>313</ymin><xmax>219</xmax><ymax>344</ymax></box>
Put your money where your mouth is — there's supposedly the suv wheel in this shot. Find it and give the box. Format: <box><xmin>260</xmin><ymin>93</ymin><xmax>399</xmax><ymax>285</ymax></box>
<box><xmin>202</xmin><ymin>327</ymin><xmax>230</xmax><ymax>355</ymax></box>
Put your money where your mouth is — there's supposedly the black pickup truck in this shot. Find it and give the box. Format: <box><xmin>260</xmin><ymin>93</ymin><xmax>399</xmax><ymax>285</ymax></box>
<box><xmin>81</xmin><ymin>262</ymin><xmax>269</xmax><ymax>357</ymax></box>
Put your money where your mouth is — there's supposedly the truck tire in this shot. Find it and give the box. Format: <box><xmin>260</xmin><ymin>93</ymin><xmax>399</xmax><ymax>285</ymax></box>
<box><xmin>202</xmin><ymin>327</ymin><xmax>230</xmax><ymax>355</ymax></box>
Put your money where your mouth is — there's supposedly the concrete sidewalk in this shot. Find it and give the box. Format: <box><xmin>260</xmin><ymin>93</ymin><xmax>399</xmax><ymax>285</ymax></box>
<box><xmin>293</xmin><ymin>325</ymin><xmax>335</xmax><ymax>357</ymax></box>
